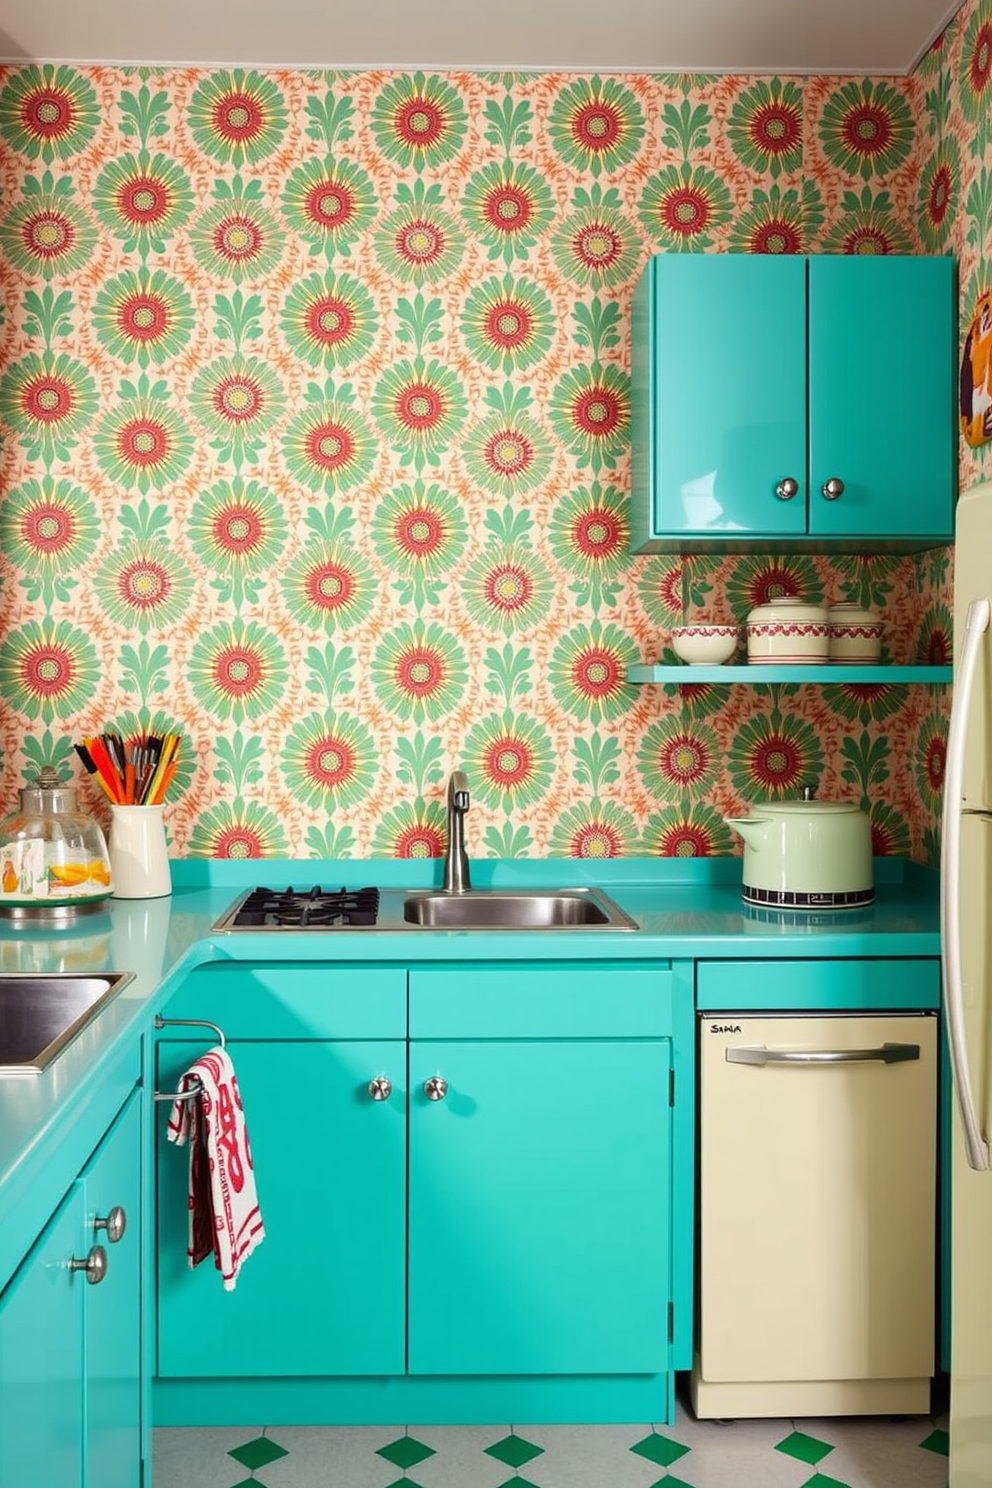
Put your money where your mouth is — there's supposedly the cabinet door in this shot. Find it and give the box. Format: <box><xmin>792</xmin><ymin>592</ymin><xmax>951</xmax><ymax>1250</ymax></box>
<box><xmin>157</xmin><ymin>1039</ymin><xmax>405</xmax><ymax>1377</ymax></box>
<box><xmin>642</xmin><ymin>253</ymin><xmax>807</xmax><ymax>540</ymax></box>
<box><xmin>0</xmin><ymin>1184</ymin><xmax>85</xmax><ymax>1488</ymax></box>
<box><xmin>83</xmin><ymin>1091</ymin><xmax>142</xmax><ymax>1488</ymax></box>
<box><xmin>408</xmin><ymin>1039</ymin><xmax>671</xmax><ymax>1376</ymax></box>
<box><xmin>808</xmin><ymin>255</ymin><xmax>954</xmax><ymax>541</ymax></box>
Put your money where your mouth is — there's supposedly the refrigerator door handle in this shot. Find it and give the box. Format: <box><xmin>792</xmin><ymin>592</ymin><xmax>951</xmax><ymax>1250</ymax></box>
<box><xmin>941</xmin><ymin>596</ymin><xmax>992</xmax><ymax>1172</ymax></box>
<box><xmin>726</xmin><ymin>1043</ymin><xmax>920</xmax><ymax>1066</ymax></box>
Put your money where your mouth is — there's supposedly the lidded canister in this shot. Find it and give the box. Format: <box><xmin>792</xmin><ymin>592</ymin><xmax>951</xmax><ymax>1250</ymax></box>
<box><xmin>0</xmin><ymin>767</ymin><xmax>113</xmax><ymax>916</ymax></box>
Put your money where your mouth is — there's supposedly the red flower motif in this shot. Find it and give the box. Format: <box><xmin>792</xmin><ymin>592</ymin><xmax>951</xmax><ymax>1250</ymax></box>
<box><xmin>572</xmin><ymin>505</ymin><xmax>623</xmax><ymax>560</ymax></box>
<box><xmin>926</xmin><ymin>166</ymin><xmax>952</xmax><ymax>229</ymax></box>
<box><xmin>20</xmin><ymin>642</ymin><xmax>74</xmax><ymax>698</ymax></box>
<box><xmin>21</xmin><ymin>503</ymin><xmax>75</xmax><ymax>555</ymax></box>
<box><xmin>483</xmin><ymin>562</ymin><xmax>532</xmax><ymax>616</ymax></box>
<box><xmin>843</xmin><ymin>228</ymin><xmax>893</xmax><ymax>255</ymax></box>
<box><xmin>751</xmin><ymin>734</ymin><xmax>802</xmax><ymax>788</ymax></box>
<box><xmin>211</xmin><ymin>91</ymin><xmax>265</xmax><ymax>148</ymax></box>
<box><xmin>395</xmin><ymin>383</ymin><xmax>443</xmax><ymax>432</ymax></box>
<box><xmin>306</xmin><ymin>296</ymin><xmax>354</xmax><ymax>351</ymax></box>
<box><xmin>304</xmin><ymin>734</ymin><xmax>356</xmax><ymax>791</ymax></box>
<box><xmin>395</xmin><ymin>647</ymin><xmax>444</xmax><ymax>699</ymax></box>
<box><xmin>394</xmin><ymin>506</ymin><xmax>443</xmax><ymax>560</ymax></box>
<box><xmin>569</xmin><ymin>822</ymin><xmax>622</xmax><ymax>858</ymax></box>
<box><xmin>483</xmin><ymin>429</ymin><xmax>533</xmax><ymax>478</ymax></box>
<box><xmin>394</xmin><ymin>96</ymin><xmax>445</xmax><ymax>149</ymax></box>
<box><xmin>19</xmin><ymin>85</ymin><xmax>77</xmax><ymax>148</ymax></box>
<box><xmin>970</xmin><ymin>22</ymin><xmax>992</xmax><ymax>95</ymax></box>
<box><xmin>483</xmin><ymin>184</ymin><xmax>533</xmax><ymax>234</ymax></box>
<box><xmin>212</xmin><ymin>214</ymin><xmax>264</xmax><ymax>265</ymax></box>
<box><xmin>117</xmin><ymin>559</ymin><xmax>170</xmax><ymax>611</ymax></box>
<box><xmin>660</xmin><ymin>822</ymin><xmax>710</xmax><ymax>857</ymax></box>
<box><xmin>116</xmin><ymin>176</ymin><xmax>170</xmax><ymax>227</ymax></box>
<box><xmin>484</xmin><ymin>299</ymin><xmax>532</xmax><ymax>354</ymax></box>
<box><xmin>745</xmin><ymin>567</ymin><xmax>803</xmax><ymax>606</ymax></box>
<box><xmin>571</xmin><ymin>384</ymin><xmax>622</xmax><ymax>439</ymax></box>
<box><xmin>395</xmin><ymin>823</ymin><xmax>445</xmax><ymax>858</ymax></box>
<box><xmin>841</xmin><ymin>104</ymin><xmax>892</xmax><ymax>160</ymax></box>
<box><xmin>571</xmin><ymin>647</ymin><xmax>621</xmax><ymax>699</ymax></box>
<box><xmin>116</xmin><ymin>418</ymin><xmax>169</xmax><ymax>466</ymax></box>
<box><xmin>21</xmin><ymin>373</ymin><xmax>74</xmax><ymax>424</ymax></box>
<box><xmin>21</xmin><ymin>209</ymin><xmax>74</xmax><ymax>261</ymax></box>
<box><xmin>925</xmin><ymin>735</ymin><xmax>946</xmax><ymax>793</ymax></box>
<box><xmin>749</xmin><ymin>103</ymin><xmax>801</xmax><ymax>157</ymax></box>
<box><xmin>117</xmin><ymin>291</ymin><xmax>169</xmax><ymax>343</ymax></box>
<box><xmin>395</xmin><ymin>219</ymin><xmax>446</xmax><ymax>268</ymax></box>
<box><xmin>212</xmin><ymin>375</ymin><xmax>263</xmax><ymax>425</ymax></box>
<box><xmin>213</xmin><ymin>827</ymin><xmax>263</xmax><ymax>858</ymax></box>
<box><xmin>871</xmin><ymin>819</ymin><xmax>896</xmax><ymax>856</ymax></box>
<box><xmin>212</xmin><ymin>645</ymin><xmax>263</xmax><ymax>698</ymax></box>
<box><xmin>658</xmin><ymin>733</ymin><xmax>710</xmax><ymax>787</ymax></box>
<box><xmin>926</xmin><ymin>628</ymin><xmax>951</xmax><ymax>665</ymax></box>
<box><xmin>303</xmin><ymin>559</ymin><xmax>356</xmax><ymax>614</ymax></box>
<box><xmin>482</xmin><ymin>735</ymin><xmax>533</xmax><ymax>789</ymax></box>
<box><xmin>661</xmin><ymin>187</ymin><xmax>709</xmax><ymax>237</ymax></box>
<box><xmin>212</xmin><ymin>504</ymin><xmax>264</xmax><ymax>557</ymax></box>
<box><xmin>573</xmin><ymin>222</ymin><xmax>623</xmax><ymax>273</ymax></box>
<box><xmin>304</xmin><ymin>420</ymin><xmax>355</xmax><ymax>474</ymax></box>
<box><xmin>571</xmin><ymin>102</ymin><xmax>622</xmax><ymax>152</ymax></box>
<box><xmin>749</xmin><ymin>219</ymin><xmax>802</xmax><ymax>255</ymax></box>
<box><xmin>304</xmin><ymin>178</ymin><xmax>356</xmax><ymax>231</ymax></box>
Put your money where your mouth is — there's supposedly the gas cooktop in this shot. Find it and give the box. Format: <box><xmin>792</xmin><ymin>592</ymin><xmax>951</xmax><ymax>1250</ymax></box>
<box><xmin>214</xmin><ymin>885</ymin><xmax>381</xmax><ymax>930</ymax></box>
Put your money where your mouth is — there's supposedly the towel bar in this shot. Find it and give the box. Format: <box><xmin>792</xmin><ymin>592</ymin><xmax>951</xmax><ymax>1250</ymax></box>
<box><xmin>153</xmin><ymin>1014</ymin><xmax>227</xmax><ymax>1103</ymax></box>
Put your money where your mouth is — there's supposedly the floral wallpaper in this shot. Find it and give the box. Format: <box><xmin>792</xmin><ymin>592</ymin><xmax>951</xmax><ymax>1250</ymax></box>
<box><xmin>0</xmin><ymin>56</ymin><xmax>960</xmax><ymax>861</ymax></box>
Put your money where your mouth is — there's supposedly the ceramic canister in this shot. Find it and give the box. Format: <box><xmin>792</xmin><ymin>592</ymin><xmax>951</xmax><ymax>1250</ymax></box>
<box><xmin>826</xmin><ymin>603</ymin><xmax>884</xmax><ymax>663</ymax></box>
<box><xmin>746</xmin><ymin>597</ymin><xmax>829</xmax><ymax>664</ymax></box>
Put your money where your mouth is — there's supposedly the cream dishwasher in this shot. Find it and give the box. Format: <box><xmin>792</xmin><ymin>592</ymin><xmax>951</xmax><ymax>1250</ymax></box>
<box><xmin>691</xmin><ymin>1012</ymin><xmax>937</xmax><ymax>1419</ymax></box>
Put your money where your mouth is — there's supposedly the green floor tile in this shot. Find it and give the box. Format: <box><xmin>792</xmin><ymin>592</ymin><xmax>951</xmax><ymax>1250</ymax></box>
<box><xmin>921</xmin><ymin>1427</ymin><xmax>951</xmax><ymax>1456</ymax></box>
<box><xmin>377</xmin><ymin>1435</ymin><xmax>437</xmax><ymax>1470</ymax></box>
<box><xmin>496</xmin><ymin>1479</ymin><xmax>542</xmax><ymax>1488</ymax></box>
<box><xmin>774</xmin><ymin>1429</ymin><xmax>834</xmax><ymax>1466</ymax></box>
<box><xmin>485</xmin><ymin>1432</ymin><xmax>545</xmax><ymax>1468</ymax></box>
<box><xmin>228</xmin><ymin>1435</ymin><xmax>289</xmax><ymax>1470</ymax></box>
<box><xmin>805</xmin><ymin>1476</ymin><xmax>854</xmax><ymax>1488</ymax></box>
<box><xmin>230</xmin><ymin>1481</ymin><xmax>267</xmax><ymax>1488</ymax></box>
<box><xmin>630</xmin><ymin>1430</ymin><xmax>691</xmax><ymax>1467</ymax></box>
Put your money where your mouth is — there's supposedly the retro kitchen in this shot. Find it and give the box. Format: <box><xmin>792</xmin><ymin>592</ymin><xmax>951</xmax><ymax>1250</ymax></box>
<box><xmin>1</xmin><ymin>0</ymin><xmax>991</xmax><ymax>1484</ymax></box>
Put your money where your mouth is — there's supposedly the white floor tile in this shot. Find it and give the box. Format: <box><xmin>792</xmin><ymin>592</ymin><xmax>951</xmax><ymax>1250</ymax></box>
<box><xmin>152</xmin><ymin>1426</ymin><xmax>270</xmax><ymax>1488</ymax></box>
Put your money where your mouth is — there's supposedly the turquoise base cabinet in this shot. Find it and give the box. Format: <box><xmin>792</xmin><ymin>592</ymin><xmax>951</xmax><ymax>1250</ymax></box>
<box><xmin>0</xmin><ymin>1089</ymin><xmax>142</xmax><ymax>1488</ymax></box>
<box><xmin>153</xmin><ymin>959</ymin><xmax>691</xmax><ymax>1425</ymax></box>
<box><xmin>631</xmin><ymin>253</ymin><xmax>955</xmax><ymax>553</ymax></box>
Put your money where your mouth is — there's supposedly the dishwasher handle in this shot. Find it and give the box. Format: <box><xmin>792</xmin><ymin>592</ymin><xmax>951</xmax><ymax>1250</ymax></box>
<box><xmin>726</xmin><ymin>1042</ymin><xmax>920</xmax><ymax>1067</ymax></box>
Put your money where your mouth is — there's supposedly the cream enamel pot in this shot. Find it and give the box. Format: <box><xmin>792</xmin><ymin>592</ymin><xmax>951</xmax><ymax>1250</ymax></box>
<box><xmin>724</xmin><ymin>793</ymin><xmax>873</xmax><ymax>909</ymax></box>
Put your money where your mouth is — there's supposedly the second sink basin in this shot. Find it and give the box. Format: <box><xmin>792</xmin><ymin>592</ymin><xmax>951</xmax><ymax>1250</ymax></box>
<box><xmin>0</xmin><ymin>973</ymin><xmax>133</xmax><ymax>1076</ymax></box>
<box><xmin>402</xmin><ymin>889</ymin><xmax>638</xmax><ymax>930</ymax></box>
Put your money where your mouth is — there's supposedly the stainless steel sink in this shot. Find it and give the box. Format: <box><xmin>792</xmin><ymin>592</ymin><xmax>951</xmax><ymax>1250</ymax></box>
<box><xmin>0</xmin><ymin>973</ymin><xmax>133</xmax><ymax>1076</ymax></box>
<box><xmin>402</xmin><ymin>888</ymin><xmax>638</xmax><ymax>930</ymax></box>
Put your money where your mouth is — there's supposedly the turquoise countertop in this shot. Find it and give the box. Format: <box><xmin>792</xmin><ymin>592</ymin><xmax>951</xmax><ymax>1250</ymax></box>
<box><xmin>0</xmin><ymin>856</ymin><xmax>940</xmax><ymax>1281</ymax></box>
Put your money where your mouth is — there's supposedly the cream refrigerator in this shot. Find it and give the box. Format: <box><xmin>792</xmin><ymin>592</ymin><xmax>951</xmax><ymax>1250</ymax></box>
<box><xmin>942</xmin><ymin>478</ymin><xmax>992</xmax><ymax>1484</ymax></box>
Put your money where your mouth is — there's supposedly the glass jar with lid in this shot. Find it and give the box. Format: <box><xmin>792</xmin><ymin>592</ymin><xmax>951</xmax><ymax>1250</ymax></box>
<box><xmin>0</xmin><ymin>768</ymin><xmax>113</xmax><ymax>919</ymax></box>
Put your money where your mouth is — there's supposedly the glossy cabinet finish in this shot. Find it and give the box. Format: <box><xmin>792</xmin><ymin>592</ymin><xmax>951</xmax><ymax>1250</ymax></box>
<box><xmin>156</xmin><ymin>1036</ymin><xmax>406</xmax><ymax>1378</ymax></box>
<box><xmin>631</xmin><ymin>253</ymin><xmax>954</xmax><ymax>553</ymax></box>
<box><xmin>155</xmin><ymin>961</ymin><xmax>676</xmax><ymax>1390</ymax></box>
<box><xmin>0</xmin><ymin>1088</ymin><xmax>142</xmax><ymax>1488</ymax></box>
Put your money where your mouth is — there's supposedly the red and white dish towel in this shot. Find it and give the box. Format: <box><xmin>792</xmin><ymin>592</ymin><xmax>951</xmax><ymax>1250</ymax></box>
<box><xmin>167</xmin><ymin>1046</ymin><xmax>264</xmax><ymax>1291</ymax></box>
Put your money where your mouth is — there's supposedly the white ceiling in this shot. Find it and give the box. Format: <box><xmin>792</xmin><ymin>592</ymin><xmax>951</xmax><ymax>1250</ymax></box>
<box><xmin>0</xmin><ymin>0</ymin><xmax>970</xmax><ymax>76</ymax></box>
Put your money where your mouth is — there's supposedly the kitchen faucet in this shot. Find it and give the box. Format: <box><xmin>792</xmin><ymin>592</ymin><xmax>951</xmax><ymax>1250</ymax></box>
<box><xmin>443</xmin><ymin>771</ymin><xmax>471</xmax><ymax>894</ymax></box>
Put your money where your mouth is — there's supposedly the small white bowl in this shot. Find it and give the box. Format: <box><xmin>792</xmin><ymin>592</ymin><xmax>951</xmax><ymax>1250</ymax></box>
<box><xmin>670</xmin><ymin>625</ymin><xmax>739</xmax><ymax>666</ymax></box>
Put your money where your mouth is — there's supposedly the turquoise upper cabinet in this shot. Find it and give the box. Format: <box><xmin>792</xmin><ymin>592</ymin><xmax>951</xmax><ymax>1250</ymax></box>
<box><xmin>630</xmin><ymin>253</ymin><xmax>955</xmax><ymax>553</ymax></box>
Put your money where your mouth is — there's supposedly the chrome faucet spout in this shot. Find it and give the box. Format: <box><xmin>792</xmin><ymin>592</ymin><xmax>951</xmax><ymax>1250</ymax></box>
<box><xmin>443</xmin><ymin>770</ymin><xmax>471</xmax><ymax>894</ymax></box>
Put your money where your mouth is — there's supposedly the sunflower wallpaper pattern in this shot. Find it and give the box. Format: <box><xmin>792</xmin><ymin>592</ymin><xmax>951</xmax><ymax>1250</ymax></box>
<box><xmin>0</xmin><ymin>18</ymin><xmax>981</xmax><ymax>862</ymax></box>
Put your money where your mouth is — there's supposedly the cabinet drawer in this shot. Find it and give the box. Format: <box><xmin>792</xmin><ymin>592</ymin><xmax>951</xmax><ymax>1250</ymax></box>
<box><xmin>157</xmin><ymin>963</ymin><xmax>407</xmax><ymax>1039</ymax></box>
<box><xmin>696</xmin><ymin>958</ymin><xmax>939</xmax><ymax>1012</ymax></box>
<box><xmin>410</xmin><ymin>965</ymin><xmax>672</xmax><ymax>1038</ymax></box>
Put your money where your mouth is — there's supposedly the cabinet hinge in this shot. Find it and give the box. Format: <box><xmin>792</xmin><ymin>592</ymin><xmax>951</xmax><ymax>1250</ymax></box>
<box><xmin>669</xmin><ymin>1067</ymin><xmax>675</xmax><ymax>1106</ymax></box>
<box><xmin>668</xmin><ymin>1301</ymin><xmax>674</xmax><ymax>1343</ymax></box>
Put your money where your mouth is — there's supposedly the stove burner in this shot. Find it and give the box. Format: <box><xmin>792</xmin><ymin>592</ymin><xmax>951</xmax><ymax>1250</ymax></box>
<box><xmin>232</xmin><ymin>885</ymin><xmax>380</xmax><ymax>928</ymax></box>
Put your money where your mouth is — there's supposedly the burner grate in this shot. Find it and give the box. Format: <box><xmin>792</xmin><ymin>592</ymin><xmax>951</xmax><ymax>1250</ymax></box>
<box><xmin>232</xmin><ymin>885</ymin><xmax>380</xmax><ymax>928</ymax></box>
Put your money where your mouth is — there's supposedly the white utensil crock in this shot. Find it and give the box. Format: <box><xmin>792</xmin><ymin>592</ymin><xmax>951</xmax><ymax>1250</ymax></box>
<box><xmin>108</xmin><ymin>805</ymin><xmax>171</xmax><ymax>899</ymax></box>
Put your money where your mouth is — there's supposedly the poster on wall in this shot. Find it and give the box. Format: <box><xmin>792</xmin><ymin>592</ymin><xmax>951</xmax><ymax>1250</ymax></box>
<box><xmin>960</xmin><ymin>290</ymin><xmax>992</xmax><ymax>448</ymax></box>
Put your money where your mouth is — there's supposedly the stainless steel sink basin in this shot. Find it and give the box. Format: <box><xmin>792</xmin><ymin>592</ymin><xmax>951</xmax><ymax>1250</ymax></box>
<box><xmin>402</xmin><ymin>888</ymin><xmax>638</xmax><ymax>930</ymax></box>
<box><xmin>0</xmin><ymin>973</ymin><xmax>133</xmax><ymax>1076</ymax></box>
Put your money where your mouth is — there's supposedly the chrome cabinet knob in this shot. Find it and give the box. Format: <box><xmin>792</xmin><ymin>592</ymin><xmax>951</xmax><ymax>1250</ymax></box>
<box><xmin>70</xmin><ymin>1244</ymin><xmax>108</xmax><ymax>1285</ymax></box>
<box><xmin>821</xmin><ymin>477</ymin><xmax>845</xmax><ymax>500</ymax></box>
<box><xmin>94</xmin><ymin>1205</ymin><xmax>126</xmax><ymax>1244</ymax></box>
<box><xmin>424</xmin><ymin>1076</ymin><xmax>448</xmax><ymax>1101</ymax></box>
<box><xmin>775</xmin><ymin>477</ymin><xmax>799</xmax><ymax>500</ymax></box>
<box><xmin>367</xmin><ymin>1077</ymin><xmax>392</xmax><ymax>1102</ymax></box>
